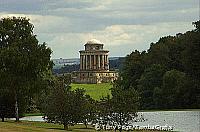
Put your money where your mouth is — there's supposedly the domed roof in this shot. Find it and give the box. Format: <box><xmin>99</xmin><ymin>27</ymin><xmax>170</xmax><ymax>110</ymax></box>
<box><xmin>86</xmin><ymin>39</ymin><xmax>103</xmax><ymax>44</ymax></box>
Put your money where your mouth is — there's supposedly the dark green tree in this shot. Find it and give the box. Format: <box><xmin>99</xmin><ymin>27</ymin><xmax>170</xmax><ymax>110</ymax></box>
<box><xmin>111</xmin><ymin>80</ymin><xmax>139</xmax><ymax>132</ymax></box>
<box><xmin>0</xmin><ymin>88</ymin><xmax>15</xmax><ymax>122</ymax></box>
<box><xmin>162</xmin><ymin>70</ymin><xmax>191</xmax><ymax>108</ymax></box>
<box><xmin>43</xmin><ymin>77</ymin><xmax>92</xmax><ymax>130</ymax></box>
<box><xmin>97</xmin><ymin>80</ymin><xmax>139</xmax><ymax>132</ymax></box>
<box><xmin>120</xmin><ymin>20</ymin><xmax>200</xmax><ymax>109</ymax></box>
<box><xmin>121</xmin><ymin>50</ymin><xmax>146</xmax><ymax>88</ymax></box>
<box><xmin>147</xmin><ymin>35</ymin><xmax>185</xmax><ymax>71</ymax></box>
<box><xmin>182</xmin><ymin>20</ymin><xmax>200</xmax><ymax>107</ymax></box>
<box><xmin>43</xmin><ymin>78</ymin><xmax>72</xmax><ymax>130</ymax></box>
<box><xmin>137</xmin><ymin>64</ymin><xmax>166</xmax><ymax>109</ymax></box>
<box><xmin>97</xmin><ymin>94</ymin><xmax>113</xmax><ymax>129</ymax></box>
<box><xmin>82</xmin><ymin>94</ymin><xmax>97</xmax><ymax>128</ymax></box>
<box><xmin>0</xmin><ymin>17</ymin><xmax>53</xmax><ymax>121</ymax></box>
<box><xmin>153</xmin><ymin>87</ymin><xmax>163</xmax><ymax>109</ymax></box>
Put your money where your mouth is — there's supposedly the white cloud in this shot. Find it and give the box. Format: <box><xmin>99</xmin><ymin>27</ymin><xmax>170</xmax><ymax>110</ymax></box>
<box><xmin>0</xmin><ymin>0</ymin><xmax>198</xmax><ymax>58</ymax></box>
<box><xmin>43</xmin><ymin>21</ymin><xmax>194</xmax><ymax>58</ymax></box>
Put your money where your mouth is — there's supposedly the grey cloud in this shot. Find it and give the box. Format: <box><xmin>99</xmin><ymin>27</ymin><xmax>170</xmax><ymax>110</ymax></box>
<box><xmin>0</xmin><ymin>0</ymin><xmax>198</xmax><ymax>58</ymax></box>
<box><xmin>46</xmin><ymin>0</ymin><xmax>95</xmax><ymax>10</ymax></box>
<box><xmin>40</xmin><ymin>0</ymin><xmax>198</xmax><ymax>33</ymax></box>
<box><xmin>40</xmin><ymin>8</ymin><xmax>198</xmax><ymax>34</ymax></box>
<box><xmin>0</xmin><ymin>0</ymin><xmax>95</xmax><ymax>14</ymax></box>
<box><xmin>0</xmin><ymin>0</ymin><xmax>45</xmax><ymax>13</ymax></box>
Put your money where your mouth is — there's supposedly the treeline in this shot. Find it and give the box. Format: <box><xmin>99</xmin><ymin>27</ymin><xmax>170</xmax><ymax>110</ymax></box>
<box><xmin>120</xmin><ymin>21</ymin><xmax>200</xmax><ymax>109</ymax></box>
<box><xmin>109</xmin><ymin>57</ymin><xmax>124</xmax><ymax>71</ymax></box>
<box><xmin>53</xmin><ymin>64</ymin><xmax>80</xmax><ymax>74</ymax></box>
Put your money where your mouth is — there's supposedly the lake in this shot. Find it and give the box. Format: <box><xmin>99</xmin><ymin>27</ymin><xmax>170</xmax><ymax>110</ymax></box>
<box><xmin>19</xmin><ymin>110</ymin><xmax>200</xmax><ymax>132</ymax></box>
<box><xmin>135</xmin><ymin>111</ymin><xmax>200</xmax><ymax>132</ymax></box>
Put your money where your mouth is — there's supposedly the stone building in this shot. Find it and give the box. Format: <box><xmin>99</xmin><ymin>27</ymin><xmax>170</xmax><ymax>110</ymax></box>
<box><xmin>72</xmin><ymin>39</ymin><xmax>118</xmax><ymax>84</ymax></box>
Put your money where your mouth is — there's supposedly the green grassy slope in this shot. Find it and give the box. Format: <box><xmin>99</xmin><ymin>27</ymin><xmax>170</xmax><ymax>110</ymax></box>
<box><xmin>70</xmin><ymin>83</ymin><xmax>112</xmax><ymax>100</ymax></box>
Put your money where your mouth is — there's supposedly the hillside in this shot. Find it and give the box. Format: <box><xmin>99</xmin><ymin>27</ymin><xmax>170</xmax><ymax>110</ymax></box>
<box><xmin>70</xmin><ymin>83</ymin><xmax>112</xmax><ymax>100</ymax></box>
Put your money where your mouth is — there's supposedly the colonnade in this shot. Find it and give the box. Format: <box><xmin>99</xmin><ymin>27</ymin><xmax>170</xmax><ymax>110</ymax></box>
<box><xmin>80</xmin><ymin>54</ymin><xmax>109</xmax><ymax>70</ymax></box>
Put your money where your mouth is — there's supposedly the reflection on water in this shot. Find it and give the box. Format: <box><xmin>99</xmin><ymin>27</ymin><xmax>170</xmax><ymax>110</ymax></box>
<box><xmin>18</xmin><ymin>111</ymin><xmax>200</xmax><ymax>132</ymax></box>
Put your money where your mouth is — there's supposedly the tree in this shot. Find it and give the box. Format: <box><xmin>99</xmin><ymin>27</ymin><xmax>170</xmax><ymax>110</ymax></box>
<box><xmin>43</xmin><ymin>76</ymin><xmax>92</xmax><ymax>130</ymax></box>
<box><xmin>82</xmin><ymin>94</ymin><xmax>97</xmax><ymax>128</ymax></box>
<box><xmin>0</xmin><ymin>88</ymin><xmax>15</xmax><ymax>122</ymax></box>
<box><xmin>97</xmin><ymin>95</ymin><xmax>113</xmax><ymax>130</ymax></box>
<box><xmin>153</xmin><ymin>87</ymin><xmax>163</xmax><ymax>109</ymax></box>
<box><xmin>147</xmin><ymin>36</ymin><xmax>185</xmax><ymax>71</ymax></box>
<box><xmin>111</xmin><ymin>80</ymin><xmax>139</xmax><ymax>132</ymax></box>
<box><xmin>121</xmin><ymin>50</ymin><xmax>146</xmax><ymax>88</ymax></box>
<box><xmin>43</xmin><ymin>77</ymin><xmax>72</xmax><ymax>130</ymax></box>
<box><xmin>96</xmin><ymin>80</ymin><xmax>139</xmax><ymax>132</ymax></box>
<box><xmin>0</xmin><ymin>17</ymin><xmax>53</xmax><ymax>121</ymax></box>
<box><xmin>120</xmin><ymin>20</ymin><xmax>200</xmax><ymax>109</ymax></box>
<box><xmin>137</xmin><ymin>64</ymin><xmax>166</xmax><ymax>109</ymax></box>
<box><xmin>182</xmin><ymin>21</ymin><xmax>200</xmax><ymax>107</ymax></box>
<box><xmin>162</xmin><ymin>70</ymin><xmax>191</xmax><ymax>108</ymax></box>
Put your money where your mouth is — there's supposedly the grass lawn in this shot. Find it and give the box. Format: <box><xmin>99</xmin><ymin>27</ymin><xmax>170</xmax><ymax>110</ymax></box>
<box><xmin>0</xmin><ymin>120</ymin><xmax>93</xmax><ymax>132</ymax></box>
<box><xmin>70</xmin><ymin>83</ymin><xmax>113</xmax><ymax>100</ymax></box>
<box><xmin>0</xmin><ymin>120</ymin><xmax>167</xmax><ymax>132</ymax></box>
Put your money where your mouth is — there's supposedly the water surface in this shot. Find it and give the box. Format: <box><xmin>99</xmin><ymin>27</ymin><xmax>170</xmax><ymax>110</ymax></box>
<box><xmin>18</xmin><ymin>110</ymin><xmax>200</xmax><ymax>132</ymax></box>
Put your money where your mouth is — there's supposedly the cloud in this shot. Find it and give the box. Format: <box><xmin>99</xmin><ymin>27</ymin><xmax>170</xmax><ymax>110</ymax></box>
<box><xmin>0</xmin><ymin>13</ymin><xmax>72</xmax><ymax>34</ymax></box>
<box><xmin>43</xmin><ymin>21</ymin><xmax>195</xmax><ymax>58</ymax></box>
<box><xmin>0</xmin><ymin>0</ymin><xmax>198</xmax><ymax>58</ymax></box>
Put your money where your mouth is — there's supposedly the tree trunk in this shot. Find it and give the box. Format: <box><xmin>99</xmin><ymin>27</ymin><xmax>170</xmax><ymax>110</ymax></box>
<box><xmin>64</xmin><ymin>123</ymin><xmax>68</xmax><ymax>130</ymax></box>
<box><xmin>84</xmin><ymin>121</ymin><xmax>87</xmax><ymax>128</ymax></box>
<box><xmin>114</xmin><ymin>128</ymin><xmax>117</xmax><ymax>132</ymax></box>
<box><xmin>14</xmin><ymin>93</ymin><xmax>19</xmax><ymax>122</ymax></box>
<box><xmin>1</xmin><ymin>117</ymin><xmax>4</xmax><ymax>122</ymax></box>
<box><xmin>119</xmin><ymin>113</ymin><xmax>122</xmax><ymax>132</ymax></box>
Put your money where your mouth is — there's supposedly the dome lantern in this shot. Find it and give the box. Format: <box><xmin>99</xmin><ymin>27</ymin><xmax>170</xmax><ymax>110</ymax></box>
<box><xmin>85</xmin><ymin>39</ymin><xmax>103</xmax><ymax>45</ymax></box>
<box><xmin>85</xmin><ymin>39</ymin><xmax>104</xmax><ymax>51</ymax></box>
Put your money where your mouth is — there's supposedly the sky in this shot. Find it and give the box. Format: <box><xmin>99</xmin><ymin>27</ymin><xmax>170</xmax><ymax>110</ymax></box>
<box><xmin>0</xmin><ymin>0</ymin><xmax>199</xmax><ymax>59</ymax></box>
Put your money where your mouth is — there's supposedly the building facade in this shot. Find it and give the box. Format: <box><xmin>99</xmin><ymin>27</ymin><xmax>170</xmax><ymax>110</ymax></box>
<box><xmin>72</xmin><ymin>39</ymin><xmax>118</xmax><ymax>84</ymax></box>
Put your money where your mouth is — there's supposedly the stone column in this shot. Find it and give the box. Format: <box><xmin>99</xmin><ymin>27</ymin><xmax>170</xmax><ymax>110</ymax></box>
<box><xmin>85</xmin><ymin>55</ymin><xmax>88</xmax><ymax>70</ymax></box>
<box><xmin>80</xmin><ymin>55</ymin><xmax>82</xmax><ymax>70</ymax></box>
<box><xmin>89</xmin><ymin>55</ymin><xmax>92</xmax><ymax>70</ymax></box>
<box><xmin>83</xmin><ymin>55</ymin><xmax>85</xmax><ymax>70</ymax></box>
<box><xmin>82</xmin><ymin>55</ymin><xmax>84</xmax><ymax>70</ymax></box>
<box><xmin>98</xmin><ymin>55</ymin><xmax>100</xmax><ymax>69</ymax></box>
<box><xmin>102</xmin><ymin>54</ymin><xmax>104</xmax><ymax>70</ymax></box>
<box><xmin>107</xmin><ymin>55</ymin><xmax>109</xmax><ymax>70</ymax></box>
<box><xmin>105</xmin><ymin>55</ymin><xmax>107</xmax><ymax>70</ymax></box>
<box><xmin>104</xmin><ymin>55</ymin><xmax>106</xmax><ymax>69</ymax></box>
<box><xmin>99</xmin><ymin>55</ymin><xmax>102</xmax><ymax>69</ymax></box>
<box><xmin>94</xmin><ymin>55</ymin><xmax>96</xmax><ymax>69</ymax></box>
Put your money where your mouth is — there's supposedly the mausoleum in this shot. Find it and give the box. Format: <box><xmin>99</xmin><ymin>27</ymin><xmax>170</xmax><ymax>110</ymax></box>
<box><xmin>72</xmin><ymin>39</ymin><xmax>118</xmax><ymax>83</ymax></box>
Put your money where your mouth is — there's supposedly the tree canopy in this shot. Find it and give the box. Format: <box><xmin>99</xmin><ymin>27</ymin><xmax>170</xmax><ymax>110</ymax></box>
<box><xmin>0</xmin><ymin>17</ymin><xmax>53</xmax><ymax>121</ymax></box>
<box><xmin>42</xmin><ymin>76</ymin><xmax>96</xmax><ymax>130</ymax></box>
<box><xmin>120</xmin><ymin>20</ymin><xmax>200</xmax><ymax>109</ymax></box>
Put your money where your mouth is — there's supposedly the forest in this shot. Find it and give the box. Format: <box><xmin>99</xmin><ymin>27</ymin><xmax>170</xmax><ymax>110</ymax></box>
<box><xmin>120</xmin><ymin>21</ymin><xmax>200</xmax><ymax>109</ymax></box>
